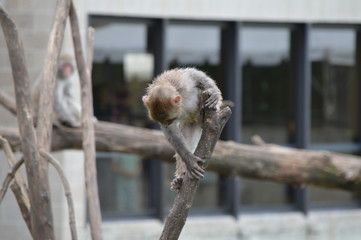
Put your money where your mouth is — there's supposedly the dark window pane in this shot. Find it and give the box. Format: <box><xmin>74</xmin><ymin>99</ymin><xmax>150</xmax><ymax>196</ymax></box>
<box><xmin>310</xmin><ymin>28</ymin><xmax>357</xmax><ymax>144</ymax></box>
<box><xmin>97</xmin><ymin>153</ymin><xmax>153</xmax><ymax>217</ymax></box>
<box><xmin>92</xmin><ymin>21</ymin><xmax>155</xmax><ymax>218</ymax></box>
<box><xmin>240</xmin><ymin>26</ymin><xmax>291</xmax><ymax>207</ymax></box>
<box><xmin>241</xmin><ymin>27</ymin><xmax>292</xmax><ymax>145</ymax></box>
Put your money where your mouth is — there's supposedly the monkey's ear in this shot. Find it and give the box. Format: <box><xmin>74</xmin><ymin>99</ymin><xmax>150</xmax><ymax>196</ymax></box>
<box><xmin>142</xmin><ymin>95</ymin><xmax>149</xmax><ymax>104</ymax></box>
<box><xmin>172</xmin><ymin>95</ymin><xmax>181</xmax><ymax>106</ymax></box>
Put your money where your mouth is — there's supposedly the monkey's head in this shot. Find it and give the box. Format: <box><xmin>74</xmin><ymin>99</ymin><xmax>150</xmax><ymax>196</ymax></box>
<box><xmin>142</xmin><ymin>85</ymin><xmax>181</xmax><ymax>126</ymax></box>
<box><xmin>57</xmin><ymin>54</ymin><xmax>74</xmax><ymax>79</ymax></box>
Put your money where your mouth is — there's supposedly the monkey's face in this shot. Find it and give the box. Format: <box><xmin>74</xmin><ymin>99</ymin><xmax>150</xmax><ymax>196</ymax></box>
<box><xmin>143</xmin><ymin>95</ymin><xmax>181</xmax><ymax>126</ymax></box>
<box><xmin>58</xmin><ymin>62</ymin><xmax>74</xmax><ymax>79</ymax></box>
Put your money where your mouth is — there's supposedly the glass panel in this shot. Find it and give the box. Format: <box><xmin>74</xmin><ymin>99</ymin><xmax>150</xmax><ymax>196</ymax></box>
<box><xmin>97</xmin><ymin>153</ymin><xmax>152</xmax><ymax>217</ymax></box>
<box><xmin>92</xmin><ymin>22</ymin><xmax>155</xmax><ymax>218</ymax></box>
<box><xmin>309</xmin><ymin>186</ymin><xmax>356</xmax><ymax>208</ymax></box>
<box><xmin>239</xmin><ymin>26</ymin><xmax>291</xmax><ymax>207</ymax></box>
<box><xmin>241</xmin><ymin>179</ymin><xmax>289</xmax><ymax>207</ymax></box>
<box><xmin>165</xmin><ymin>24</ymin><xmax>224</xmax><ymax>210</ymax></box>
<box><xmin>310</xmin><ymin>28</ymin><xmax>357</xmax><ymax>144</ymax></box>
<box><xmin>241</xmin><ymin>27</ymin><xmax>292</xmax><ymax>145</ymax></box>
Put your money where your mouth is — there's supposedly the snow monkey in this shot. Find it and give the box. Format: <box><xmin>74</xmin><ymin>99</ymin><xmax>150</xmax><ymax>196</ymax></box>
<box><xmin>142</xmin><ymin>68</ymin><xmax>223</xmax><ymax>190</ymax></box>
<box><xmin>32</xmin><ymin>54</ymin><xmax>81</xmax><ymax>127</ymax></box>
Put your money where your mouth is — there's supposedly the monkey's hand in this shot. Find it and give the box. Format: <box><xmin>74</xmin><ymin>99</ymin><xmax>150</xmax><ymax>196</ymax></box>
<box><xmin>185</xmin><ymin>154</ymin><xmax>206</xmax><ymax>179</ymax></box>
<box><xmin>203</xmin><ymin>88</ymin><xmax>220</xmax><ymax>109</ymax></box>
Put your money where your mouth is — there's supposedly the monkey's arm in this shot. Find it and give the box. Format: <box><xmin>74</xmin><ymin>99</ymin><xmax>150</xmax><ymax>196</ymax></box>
<box><xmin>161</xmin><ymin>123</ymin><xmax>205</xmax><ymax>179</ymax></box>
<box><xmin>194</xmin><ymin>74</ymin><xmax>222</xmax><ymax>109</ymax></box>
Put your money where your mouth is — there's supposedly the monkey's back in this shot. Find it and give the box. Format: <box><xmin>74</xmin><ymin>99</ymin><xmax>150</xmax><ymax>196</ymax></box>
<box><xmin>152</xmin><ymin>68</ymin><xmax>202</xmax><ymax>120</ymax></box>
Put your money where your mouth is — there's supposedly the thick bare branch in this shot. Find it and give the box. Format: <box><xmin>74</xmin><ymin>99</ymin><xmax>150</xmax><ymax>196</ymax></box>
<box><xmin>160</xmin><ymin>93</ymin><xmax>232</xmax><ymax>240</ymax></box>
<box><xmin>2</xmin><ymin>122</ymin><xmax>361</xmax><ymax>192</ymax></box>
<box><xmin>36</xmin><ymin>0</ymin><xmax>70</xmax><ymax>149</ymax></box>
<box><xmin>40</xmin><ymin>151</ymin><xmax>78</xmax><ymax>240</ymax></box>
<box><xmin>0</xmin><ymin>4</ymin><xmax>54</xmax><ymax>239</ymax></box>
<box><xmin>69</xmin><ymin>3</ymin><xmax>103</xmax><ymax>240</ymax></box>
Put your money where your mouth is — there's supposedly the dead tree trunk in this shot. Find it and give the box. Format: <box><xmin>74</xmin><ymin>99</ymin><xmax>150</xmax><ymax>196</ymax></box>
<box><xmin>1</xmin><ymin>122</ymin><xmax>361</xmax><ymax>192</ymax></box>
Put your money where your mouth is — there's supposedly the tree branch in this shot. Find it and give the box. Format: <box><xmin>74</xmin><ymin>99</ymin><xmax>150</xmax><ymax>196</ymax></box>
<box><xmin>2</xmin><ymin>121</ymin><xmax>361</xmax><ymax>192</ymax></box>
<box><xmin>160</xmin><ymin>93</ymin><xmax>231</xmax><ymax>240</ymax></box>
<box><xmin>40</xmin><ymin>151</ymin><xmax>78</xmax><ymax>240</ymax></box>
<box><xmin>0</xmin><ymin>158</ymin><xmax>24</xmax><ymax>203</ymax></box>
<box><xmin>0</xmin><ymin>149</ymin><xmax>79</xmax><ymax>240</ymax></box>
<box><xmin>0</xmin><ymin>136</ymin><xmax>31</xmax><ymax>234</ymax></box>
<box><xmin>0</xmin><ymin>89</ymin><xmax>17</xmax><ymax>115</ymax></box>
<box><xmin>69</xmin><ymin>4</ymin><xmax>103</xmax><ymax>239</ymax></box>
<box><xmin>0</xmin><ymin>4</ymin><xmax>54</xmax><ymax>239</ymax></box>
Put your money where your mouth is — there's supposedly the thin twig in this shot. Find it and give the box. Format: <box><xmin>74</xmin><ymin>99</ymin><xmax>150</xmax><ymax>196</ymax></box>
<box><xmin>0</xmin><ymin>158</ymin><xmax>24</xmax><ymax>203</ymax></box>
<box><xmin>69</xmin><ymin>3</ymin><xmax>103</xmax><ymax>240</ymax></box>
<box><xmin>0</xmin><ymin>148</ymin><xmax>78</xmax><ymax>240</ymax></box>
<box><xmin>251</xmin><ymin>135</ymin><xmax>266</xmax><ymax>146</ymax></box>
<box><xmin>0</xmin><ymin>136</ymin><xmax>31</xmax><ymax>233</ymax></box>
<box><xmin>40</xmin><ymin>150</ymin><xmax>78</xmax><ymax>240</ymax></box>
<box><xmin>0</xmin><ymin>90</ymin><xmax>17</xmax><ymax>115</ymax></box>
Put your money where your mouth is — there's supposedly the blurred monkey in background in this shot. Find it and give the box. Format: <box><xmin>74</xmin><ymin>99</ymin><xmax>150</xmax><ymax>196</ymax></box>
<box><xmin>32</xmin><ymin>54</ymin><xmax>81</xmax><ymax>127</ymax></box>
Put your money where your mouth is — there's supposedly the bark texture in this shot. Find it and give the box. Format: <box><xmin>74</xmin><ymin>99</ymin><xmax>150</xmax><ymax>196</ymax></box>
<box><xmin>70</xmin><ymin>4</ymin><xmax>103</xmax><ymax>239</ymax></box>
<box><xmin>160</xmin><ymin>94</ymin><xmax>232</xmax><ymax>240</ymax></box>
<box><xmin>2</xmin><ymin>122</ymin><xmax>361</xmax><ymax>192</ymax></box>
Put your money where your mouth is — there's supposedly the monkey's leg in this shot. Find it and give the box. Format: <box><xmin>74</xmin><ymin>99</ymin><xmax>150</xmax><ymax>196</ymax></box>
<box><xmin>171</xmin><ymin>154</ymin><xmax>187</xmax><ymax>190</ymax></box>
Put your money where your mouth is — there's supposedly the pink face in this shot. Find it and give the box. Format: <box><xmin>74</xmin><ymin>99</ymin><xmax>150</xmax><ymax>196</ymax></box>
<box><xmin>62</xmin><ymin>63</ymin><xmax>73</xmax><ymax>77</ymax></box>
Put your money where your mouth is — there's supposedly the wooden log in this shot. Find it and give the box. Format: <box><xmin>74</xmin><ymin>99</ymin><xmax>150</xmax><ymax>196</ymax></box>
<box><xmin>1</xmin><ymin>121</ymin><xmax>361</xmax><ymax>192</ymax></box>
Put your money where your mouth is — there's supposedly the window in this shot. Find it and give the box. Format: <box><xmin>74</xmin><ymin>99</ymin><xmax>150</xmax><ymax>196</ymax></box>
<box><xmin>91</xmin><ymin>20</ymin><xmax>158</xmax><ymax>218</ymax></box>
<box><xmin>310</xmin><ymin>28</ymin><xmax>357</xmax><ymax>144</ymax></box>
<box><xmin>90</xmin><ymin>16</ymin><xmax>361</xmax><ymax>219</ymax></box>
<box><xmin>240</xmin><ymin>26</ymin><xmax>292</xmax><ymax>208</ymax></box>
<box><xmin>309</xmin><ymin>27</ymin><xmax>359</xmax><ymax>206</ymax></box>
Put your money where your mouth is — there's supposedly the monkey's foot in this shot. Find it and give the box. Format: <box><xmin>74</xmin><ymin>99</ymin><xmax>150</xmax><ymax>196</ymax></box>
<box><xmin>170</xmin><ymin>177</ymin><xmax>183</xmax><ymax>191</ymax></box>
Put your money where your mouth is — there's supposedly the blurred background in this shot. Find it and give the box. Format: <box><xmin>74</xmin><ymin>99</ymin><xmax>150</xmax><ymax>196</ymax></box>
<box><xmin>0</xmin><ymin>0</ymin><xmax>361</xmax><ymax>239</ymax></box>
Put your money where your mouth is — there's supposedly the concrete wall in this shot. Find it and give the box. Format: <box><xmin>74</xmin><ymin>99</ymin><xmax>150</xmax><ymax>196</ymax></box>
<box><xmin>100</xmin><ymin>210</ymin><xmax>361</xmax><ymax>240</ymax></box>
<box><xmin>0</xmin><ymin>1</ymin><xmax>87</xmax><ymax>239</ymax></box>
<box><xmin>86</xmin><ymin>0</ymin><xmax>361</xmax><ymax>23</ymax></box>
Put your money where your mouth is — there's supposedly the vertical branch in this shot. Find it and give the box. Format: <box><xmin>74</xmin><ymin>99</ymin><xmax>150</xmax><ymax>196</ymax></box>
<box><xmin>36</xmin><ymin>0</ymin><xmax>71</xmax><ymax>148</ymax></box>
<box><xmin>40</xmin><ymin>151</ymin><xmax>78</xmax><ymax>240</ymax></box>
<box><xmin>0</xmin><ymin>5</ymin><xmax>53</xmax><ymax>239</ymax></box>
<box><xmin>160</xmin><ymin>94</ymin><xmax>232</xmax><ymax>240</ymax></box>
<box><xmin>86</xmin><ymin>27</ymin><xmax>95</xmax><ymax>75</ymax></box>
<box><xmin>69</xmin><ymin>3</ymin><xmax>103</xmax><ymax>240</ymax></box>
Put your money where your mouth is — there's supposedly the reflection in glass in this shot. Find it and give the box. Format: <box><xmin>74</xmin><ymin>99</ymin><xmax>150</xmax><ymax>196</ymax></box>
<box><xmin>240</xmin><ymin>27</ymin><xmax>291</xmax><ymax>207</ymax></box>
<box><xmin>310</xmin><ymin>28</ymin><xmax>357</xmax><ymax>144</ymax></box>
<box><xmin>97</xmin><ymin>153</ymin><xmax>152</xmax><ymax>217</ymax></box>
<box><xmin>92</xmin><ymin>22</ymin><xmax>155</xmax><ymax>218</ymax></box>
<box><xmin>241</xmin><ymin>27</ymin><xmax>291</xmax><ymax>145</ymax></box>
<box><xmin>165</xmin><ymin>24</ymin><xmax>224</xmax><ymax>211</ymax></box>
